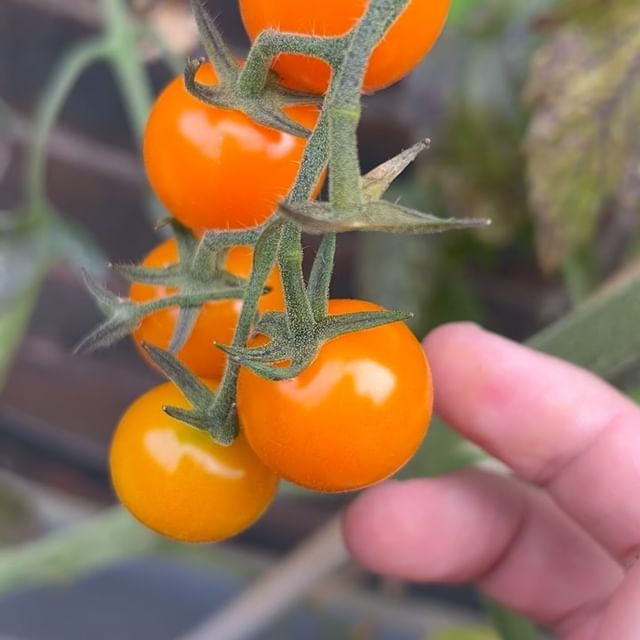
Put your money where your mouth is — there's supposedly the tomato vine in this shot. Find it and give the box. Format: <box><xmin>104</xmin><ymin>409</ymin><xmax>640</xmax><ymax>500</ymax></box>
<box><xmin>81</xmin><ymin>0</ymin><xmax>486</xmax><ymax>446</ymax></box>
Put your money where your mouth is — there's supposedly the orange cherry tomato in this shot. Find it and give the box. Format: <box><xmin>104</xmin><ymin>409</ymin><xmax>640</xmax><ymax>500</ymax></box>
<box><xmin>236</xmin><ymin>299</ymin><xmax>433</xmax><ymax>492</ymax></box>
<box><xmin>110</xmin><ymin>382</ymin><xmax>279</xmax><ymax>542</ymax></box>
<box><xmin>143</xmin><ymin>63</ymin><xmax>321</xmax><ymax>230</ymax></box>
<box><xmin>130</xmin><ymin>238</ymin><xmax>284</xmax><ymax>380</ymax></box>
<box><xmin>239</xmin><ymin>0</ymin><xmax>450</xmax><ymax>94</ymax></box>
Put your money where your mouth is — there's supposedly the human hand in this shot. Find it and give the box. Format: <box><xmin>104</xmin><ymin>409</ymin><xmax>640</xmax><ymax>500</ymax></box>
<box><xmin>343</xmin><ymin>324</ymin><xmax>640</xmax><ymax>640</ymax></box>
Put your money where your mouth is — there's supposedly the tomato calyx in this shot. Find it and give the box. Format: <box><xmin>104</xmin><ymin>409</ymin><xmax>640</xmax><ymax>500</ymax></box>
<box><xmin>220</xmin><ymin>234</ymin><xmax>411</xmax><ymax>381</ymax></box>
<box><xmin>186</xmin><ymin>1</ymin><xmax>321</xmax><ymax>139</ymax></box>
<box><xmin>141</xmin><ymin>343</ymin><xmax>237</xmax><ymax>444</ymax></box>
<box><xmin>75</xmin><ymin>221</ymin><xmax>265</xmax><ymax>356</ymax></box>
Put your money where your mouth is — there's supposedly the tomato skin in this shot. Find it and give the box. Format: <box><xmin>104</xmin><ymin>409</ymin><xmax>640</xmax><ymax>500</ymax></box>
<box><xmin>236</xmin><ymin>299</ymin><xmax>433</xmax><ymax>492</ymax></box>
<box><xmin>239</xmin><ymin>0</ymin><xmax>450</xmax><ymax>94</ymax></box>
<box><xmin>110</xmin><ymin>382</ymin><xmax>279</xmax><ymax>542</ymax></box>
<box><xmin>130</xmin><ymin>239</ymin><xmax>284</xmax><ymax>380</ymax></box>
<box><xmin>143</xmin><ymin>63</ymin><xmax>321</xmax><ymax>230</ymax></box>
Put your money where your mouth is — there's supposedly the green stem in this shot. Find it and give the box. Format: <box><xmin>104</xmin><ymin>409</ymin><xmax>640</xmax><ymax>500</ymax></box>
<box><xmin>205</xmin><ymin>0</ymin><xmax>411</xmax><ymax>431</ymax></box>
<box><xmin>308</xmin><ymin>233</ymin><xmax>337</xmax><ymax>321</ymax></box>
<box><xmin>0</xmin><ymin>508</ymin><xmax>160</xmax><ymax>594</ymax></box>
<box><xmin>25</xmin><ymin>39</ymin><xmax>108</xmax><ymax>220</ymax></box>
<box><xmin>210</xmin><ymin>220</ymin><xmax>284</xmax><ymax>430</ymax></box>
<box><xmin>278</xmin><ymin>224</ymin><xmax>315</xmax><ymax>332</ymax></box>
<box><xmin>326</xmin><ymin>0</ymin><xmax>410</xmax><ymax>211</ymax></box>
<box><xmin>136</xmin><ymin>23</ymin><xmax>184</xmax><ymax>76</ymax></box>
<box><xmin>237</xmin><ymin>31</ymin><xmax>343</xmax><ymax>98</ymax></box>
<box><xmin>137</xmin><ymin>288</ymin><xmax>245</xmax><ymax>315</ymax></box>
<box><xmin>102</xmin><ymin>0</ymin><xmax>154</xmax><ymax>140</ymax></box>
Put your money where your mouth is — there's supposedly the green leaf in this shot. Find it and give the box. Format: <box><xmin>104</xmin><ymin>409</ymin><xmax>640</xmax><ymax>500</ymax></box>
<box><xmin>397</xmin><ymin>418</ymin><xmax>486</xmax><ymax>479</ymax></box>
<box><xmin>280</xmin><ymin>200</ymin><xmax>490</xmax><ymax>235</ymax></box>
<box><xmin>524</xmin><ymin>5</ymin><xmax>640</xmax><ymax>271</ymax></box>
<box><xmin>528</xmin><ymin>261</ymin><xmax>640</xmax><ymax>390</ymax></box>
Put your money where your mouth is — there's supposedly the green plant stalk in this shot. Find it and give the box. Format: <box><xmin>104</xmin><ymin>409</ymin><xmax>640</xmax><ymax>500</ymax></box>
<box><xmin>102</xmin><ymin>0</ymin><xmax>155</xmax><ymax>139</ymax></box>
<box><xmin>101</xmin><ymin>0</ymin><xmax>167</xmax><ymax>229</ymax></box>
<box><xmin>207</xmin><ymin>0</ymin><xmax>411</xmax><ymax>428</ymax></box>
<box><xmin>25</xmin><ymin>39</ymin><xmax>108</xmax><ymax>220</ymax></box>
<box><xmin>0</xmin><ymin>282</ymin><xmax>45</xmax><ymax>389</ymax></box>
<box><xmin>236</xmin><ymin>31</ymin><xmax>343</xmax><ymax>98</ymax></box>
<box><xmin>0</xmin><ymin>508</ymin><xmax>158</xmax><ymax>593</ymax></box>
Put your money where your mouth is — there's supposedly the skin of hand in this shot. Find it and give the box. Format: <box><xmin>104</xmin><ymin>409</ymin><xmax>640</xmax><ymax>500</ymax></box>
<box><xmin>342</xmin><ymin>323</ymin><xmax>640</xmax><ymax>640</ymax></box>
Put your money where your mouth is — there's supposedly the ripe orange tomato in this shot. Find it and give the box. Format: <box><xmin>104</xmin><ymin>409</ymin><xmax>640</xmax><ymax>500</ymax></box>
<box><xmin>130</xmin><ymin>238</ymin><xmax>284</xmax><ymax>380</ymax></box>
<box><xmin>143</xmin><ymin>63</ymin><xmax>321</xmax><ymax>230</ymax></box>
<box><xmin>236</xmin><ymin>299</ymin><xmax>433</xmax><ymax>492</ymax></box>
<box><xmin>110</xmin><ymin>382</ymin><xmax>279</xmax><ymax>542</ymax></box>
<box><xmin>239</xmin><ymin>0</ymin><xmax>450</xmax><ymax>94</ymax></box>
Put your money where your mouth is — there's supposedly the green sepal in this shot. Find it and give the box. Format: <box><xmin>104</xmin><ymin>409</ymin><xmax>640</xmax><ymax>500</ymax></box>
<box><xmin>185</xmin><ymin>59</ymin><xmax>313</xmax><ymax>139</ymax></box>
<box><xmin>142</xmin><ymin>343</ymin><xmax>214</xmax><ymax>407</ymax></box>
<box><xmin>74</xmin><ymin>273</ymin><xmax>140</xmax><ymax>355</ymax></box>
<box><xmin>279</xmin><ymin>200</ymin><xmax>491</xmax><ymax>235</ymax></box>
<box><xmin>143</xmin><ymin>343</ymin><xmax>238</xmax><ymax>445</ymax></box>
<box><xmin>189</xmin><ymin>0</ymin><xmax>238</xmax><ymax>85</ymax></box>
<box><xmin>186</xmin><ymin>1</ymin><xmax>321</xmax><ymax>138</ymax></box>
<box><xmin>167</xmin><ymin>306</ymin><xmax>201</xmax><ymax>353</ymax></box>
<box><xmin>318</xmin><ymin>309</ymin><xmax>412</xmax><ymax>339</ymax></box>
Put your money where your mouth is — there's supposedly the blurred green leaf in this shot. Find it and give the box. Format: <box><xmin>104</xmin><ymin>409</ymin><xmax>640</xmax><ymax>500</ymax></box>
<box><xmin>0</xmin><ymin>219</ymin><xmax>49</xmax><ymax>306</ymax></box>
<box><xmin>430</xmin><ymin>625</ymin><xmax>500</xmax><ymax>640</ymax></box>
<box><xmin>0</xmin><ymin>100</ymin><xmax>13</xmax><ymax>183</ymax></box>
<box><xmin>529</xmin><ymin>260</ymin><xmax>640</xmax><ymax>390</ymax></box>
<box><xmin>525</xmin><ymin>4</ymin><xmax>640</xmax><ymax>271</ymax></box>
<box><xmin>448</xmin><ymin>0</ymin><xmax>477</xmax><ymax>25</ymax></box>
<box><xmin>49</xmin><ymin>212</ymin><xmax>106</xmax><ymax>278</ymax></box>
<box><xmin>397</xmin><ymin>418</ymin><xmax>485</xmax><ymax>479</ymax></box>
<box><xmin>0</xmin><ymin>216</ymin><xmax>52</xmax><ymax>388</ymax></box>
<box><xmin>0</xmin><ymin>284</ymin><xmax>40</xmax><ymax>389</ymax></box>
<box><xmin>483</xmin><ymin>597</ymin><xmax>538</xmax><ymax>640</ymax></box>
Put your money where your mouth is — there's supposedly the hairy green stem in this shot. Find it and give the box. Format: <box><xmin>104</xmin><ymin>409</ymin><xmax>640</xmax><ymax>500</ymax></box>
<box><xmin>326</xmin><ymin>0</ymin><xmax>410</xmax><ymax>210</ymax></box>
<box><xmin>237</xmin><ymin>31</ymin><xmax>344</xmax><ymax>98</ymax></box>
<box><xmin>208</xmin><ymin>0</ymin><xmax>412</xmax><ymax>428</ymax></box>
<box><xmin>279</xmin><ymin>224</ymin><xmax>315</xmax><ymax>333</ymax></box>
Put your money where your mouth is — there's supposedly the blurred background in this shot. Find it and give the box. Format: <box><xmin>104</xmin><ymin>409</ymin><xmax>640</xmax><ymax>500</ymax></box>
<box><xmin>1</xmin><ymin>0</ymin><xmax>639</xmax><ymax>637</ymax></box>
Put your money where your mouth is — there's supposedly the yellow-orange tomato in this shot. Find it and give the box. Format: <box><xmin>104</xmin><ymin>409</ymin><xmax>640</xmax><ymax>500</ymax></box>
<box><xmin>143</xmin><ymin>63</ymin><xmax>321</xmax><ymax>230</ymax></box>
<box><xmin>110</xmin><ymin>382</ymin><xmax>279</xmax><ymax>542</ymax></box>
<box><xmin>239</xmin><ymin>0</ymin><xmax>450</xmax><ymax>94</ymax></box>
<box><xmin>130</xmin><ymin>238</ymin><xmax>284</xmax><ymax>380</ymax></box>
<box><xmin>236</xmin><ymin>299</ymin><xmax>433</xmax><ymax>492</ymax></box>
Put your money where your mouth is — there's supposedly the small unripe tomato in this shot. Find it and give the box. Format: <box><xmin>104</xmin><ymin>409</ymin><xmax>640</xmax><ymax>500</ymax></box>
<box><xmin>239</xmin><ymin>0</ymin><xmax>450</xmax><ymax>95</ymax></box>
<box><xmin>237</xmin><ymin>299</ymin><xmax>433</xmax><ymax>492</ymax></box>
<box><xmin>110</xmin><ymin>382</ymin><xmax>279</xmax><ymax>542</ymax></box>
<box><xmin>143</xmin><ymin>63</ymin><xmax>321</xmax><ymax>230</ymax></box>
<box><xmin>129</xmin><ymin>238</ymin><xmax>284</xmax><ymax>380</ymax></box>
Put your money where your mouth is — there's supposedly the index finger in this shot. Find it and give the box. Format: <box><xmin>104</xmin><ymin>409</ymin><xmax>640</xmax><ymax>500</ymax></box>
<box><xmin>424</xmin><ymin>323</ymin><xmax>640</xmax><ymax>565</ymax></box>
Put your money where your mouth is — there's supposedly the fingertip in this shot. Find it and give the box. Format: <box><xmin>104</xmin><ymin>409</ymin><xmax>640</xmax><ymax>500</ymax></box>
<box><xmin>422</xmin><ymin>322</ymin><xmax>486</xmax><ymax>362</ymax></box>
<box><xmin>342</xmin><ymin>481</ymin><xmax>404</xmax><ymax>571</ymax></box>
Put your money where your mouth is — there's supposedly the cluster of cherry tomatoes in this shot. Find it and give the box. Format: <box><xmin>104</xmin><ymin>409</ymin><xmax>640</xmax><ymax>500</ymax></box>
<box><xmin>110</xmin><ymin>0</ymin><xmax>448</xmax><ymax>543</ymax></box>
